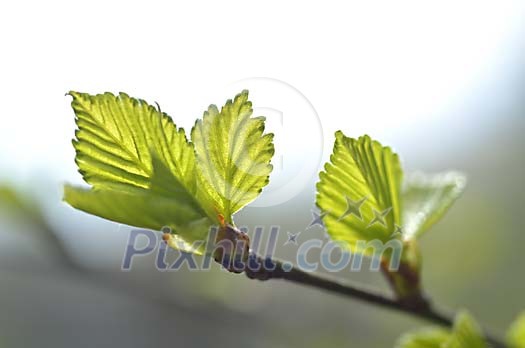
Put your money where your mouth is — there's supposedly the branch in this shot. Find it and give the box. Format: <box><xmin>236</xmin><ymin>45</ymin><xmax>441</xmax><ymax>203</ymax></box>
<box><xmin>244</xmin><ymin>254</ymin><xmax>506</xmax><ymax>348</ymax></box>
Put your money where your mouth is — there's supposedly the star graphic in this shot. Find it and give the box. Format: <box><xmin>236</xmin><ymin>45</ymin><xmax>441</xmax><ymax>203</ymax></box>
<box><xmin>308</xmin><ymin>210</ymin><xmax>327</xmax><ymax>229</ymax></box>
<box><xmin>284</xmin><ymin>231</ymin><xmax>301</xmax><ymax>246</ymax></box>
<box><xmin>391</xmin><ymin>224</ymin><xmax>403</xmax><ymax>238</ymax></box>
<box><xmin>338</xmin><ymin>196</ymin><xmax>367</xmax><ymax>221</ymax></box>
<box><xmin>367</xmin><ymin>207</ymin><xmax>392</xmax><ymax>228</ymax></box>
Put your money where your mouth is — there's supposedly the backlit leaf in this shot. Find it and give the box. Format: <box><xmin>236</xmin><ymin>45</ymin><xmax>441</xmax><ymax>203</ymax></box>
<box><xmin>402</xmin><ymin>172</ymin><xmax>466</xmax><ymax>239</ymax></box>
<box><xmin>397</xmin><ymin>311</ymin><xmax>487</xmax><ymax>348</ymax></box>
<box><xmin>507</xmin><ymin>311</ymin><xmax>525</xmax><ymax>348</ymax></box>
<box><xmin>64</xmin><ymin>91</ymin><xmax>215</xmax><ymax>251</ymax></box>
<box><xmin>191</xmin><ymin>90</ymin><xmax>274</xmax><ymax>222</ymax></box>
<box><xmin>445</xmin><ymin>311</ymin><xmax>487</xmax><ymax>348</ymax></box>
<box><xmin>69</xmin><ymin>91</ymin><xmax>197</xmax><ymax>195</ymax></box>
<box><xmin>396</xmin><ymin>328</ymin><xmax>451</xmax><ymax>348</ymax></box>
<box><xmin>316</xmin><ymin>132</ymin><xmax>403</xmax><ymax>249</ymax></box>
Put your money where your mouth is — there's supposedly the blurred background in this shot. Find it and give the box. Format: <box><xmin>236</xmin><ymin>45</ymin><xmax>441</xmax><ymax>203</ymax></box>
<box><xmin>1</xmin><ymin>1</ymin><xmax>524</xmax><ymax>347</ymax></box>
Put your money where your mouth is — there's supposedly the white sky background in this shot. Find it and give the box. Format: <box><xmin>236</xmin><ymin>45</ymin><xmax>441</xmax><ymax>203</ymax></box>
<box><xmin>1</xmin><ymin>0</ymin><xmax>524</xmax><ymax>203</ymax></box>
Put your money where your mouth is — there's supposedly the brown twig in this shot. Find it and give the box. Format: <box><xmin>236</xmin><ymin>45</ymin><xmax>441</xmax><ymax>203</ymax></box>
<box><xmin>244</xmin><ymin>254</ymin><xmax>505</xmax><ymax>348</ymax></box>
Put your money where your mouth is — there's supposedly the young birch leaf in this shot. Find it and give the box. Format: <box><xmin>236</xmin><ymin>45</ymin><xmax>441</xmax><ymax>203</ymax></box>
<box><xmin>64</xmin><ymin>92</ymin><xmax>215</xmax><ymax>252</ymax></box>
<box><xmin>69</xmin><ymin>92</ymin><xmax>198</xmax><ymax>193</ymax></box>
<box><xmin>507</xmin><ymin>312</ymin><xmax>525</xmax><ymax>348</ymax></box>
<box><xmin>445</xmin><ymin>311</ymin><xmax>487</xmax><ymax>348</ymax></box>
<box><xmin>397</xmin><ymin>312</ymin><xmax>488</xmax><ymax>348</ymax></box>
<box><xmin>395</xmin><ymin>328</ymin><xmax>451</xmax><ymax>348</ymax></box>
<box><xmin>64</xmin><ymin>185</ymin><xmax>209</xmax><ymax>254</ymax></box>
<box><xmin>316</xmin><ymin>132</ymin><xmax>403</xmax><ymax>251</ymax></box>
<box><xmin>402</xmin><ymin>172</ymin><xmax>467</xmax><ymax>239</ymax></box>
<box><xmin>191</xmin><ymin>90</ymin><xmax>274</xmax><ymax>222</ymax></box>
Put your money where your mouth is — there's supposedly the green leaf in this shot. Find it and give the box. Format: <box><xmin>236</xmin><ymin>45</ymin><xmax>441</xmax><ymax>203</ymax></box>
<box><xmin>65</xmin><ymin>91</ymin><xmax>215</xmax><ymax>251</ymax></box>
<box><xmin>316</xmin><ymin>132</ymin><xmax>403</xmax><ymax>249</ymax></box>
<box><xmin>191</xmin><ymin>90</ymin><xmax>274</xmax><ymax>222</ymax></box>
<box><xmin>397</xmin><ymin>311</ymin><xmax>488</xmax><ymax>348</ymax></box>
<box><xmin>445</xmin><ymin>311</ymin><xmax>487</xmax><ymax>348</ymax></box>
<box><xmin>507</xmin><ymin>312</ymin><xmax>525</xmax><ymax>348</ymax></box>
<box><xmin>396</xmin><ymin>328</ymin><xmax>451</xmax><ymax>348</ymax></box>
<box><xmin>402</xmin><ymin>171</ymin><xmax>466</xmax><ymax>239</ymax></box>
<box><xmin>69</xmin><ymin>91</ymin><xmax>198</xmax><ymax>196</ymax></box>
<box><xmin>64</xmin><ymin>185</ymin><xmax>209</xmax><ymax>254</ymax></box>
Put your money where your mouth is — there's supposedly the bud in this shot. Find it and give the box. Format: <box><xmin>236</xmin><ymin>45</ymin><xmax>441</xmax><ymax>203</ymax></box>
<box><xmin>213</xmin><ymin>224</ymin><xmax>250</xmax><ymax>273</ymax></box>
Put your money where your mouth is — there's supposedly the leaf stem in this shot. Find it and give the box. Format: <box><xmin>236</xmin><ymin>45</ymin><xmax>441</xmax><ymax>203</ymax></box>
<box><xmin>244</xmin><ymin>254</ymin><xmax>506</xmax><ymax>348</ymax></box>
